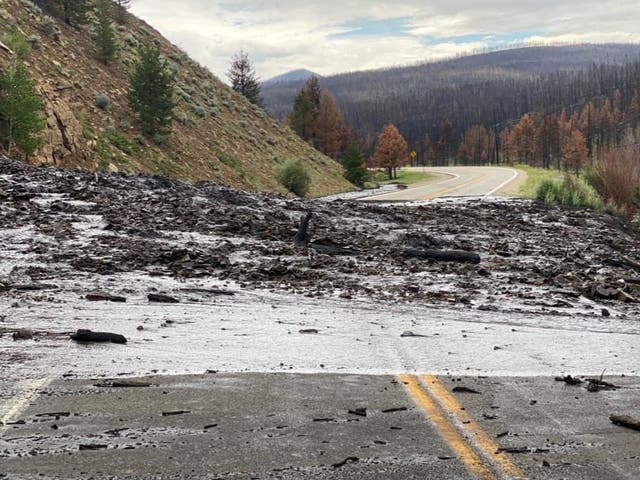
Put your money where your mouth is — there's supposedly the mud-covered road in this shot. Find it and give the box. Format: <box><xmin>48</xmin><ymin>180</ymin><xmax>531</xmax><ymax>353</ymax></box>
<box><xmin>1</xmin><ymin>158</ymin><xmax>639</xmax><ymax>479</ymax></box>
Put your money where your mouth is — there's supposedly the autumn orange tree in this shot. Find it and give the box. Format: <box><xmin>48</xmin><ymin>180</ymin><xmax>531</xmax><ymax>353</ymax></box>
<box><xmin>372</xmin><ymin>124</ymin><xmax>408</xmax><ymax>179</ymax></box>
<box><xmin>562</xmin><ymin>130</ymin><xmax>588</xmax><ymax>175</ymax></box>
<box><xmin>315</xmin><ymin>92</ymin><xmax>347</xmax><ymax>159</ymax></box>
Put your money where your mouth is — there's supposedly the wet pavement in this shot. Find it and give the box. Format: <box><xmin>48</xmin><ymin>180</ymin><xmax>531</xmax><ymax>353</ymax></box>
<box><xmin>1</xmin><ymin>374</ymin><xmax>639</xmax><ymax>479</ymax></box>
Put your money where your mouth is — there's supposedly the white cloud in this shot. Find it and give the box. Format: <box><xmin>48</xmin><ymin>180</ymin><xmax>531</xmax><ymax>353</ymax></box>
<box><xmin>129</xmin><ymin>1</ymin><xmax>640</xmax><ymax>81</ymax></box>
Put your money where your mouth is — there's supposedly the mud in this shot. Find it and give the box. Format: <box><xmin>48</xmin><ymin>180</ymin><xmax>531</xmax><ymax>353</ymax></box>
<box><xmin>1</xmin><ymin>157</ymin><xmax>639</xmax><ymax>379</ymax></box>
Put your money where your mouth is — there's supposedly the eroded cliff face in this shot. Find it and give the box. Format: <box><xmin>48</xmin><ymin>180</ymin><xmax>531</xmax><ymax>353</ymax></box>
<box><xmin>37</xmin><ymin>82</ymin><xmax>88</xmax><ymax>166</ymax></box>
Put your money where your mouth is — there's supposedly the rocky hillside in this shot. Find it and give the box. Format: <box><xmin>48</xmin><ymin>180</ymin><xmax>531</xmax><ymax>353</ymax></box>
<box><xmin>0</xmin><ymin>0</ymin><xmax>352</xmax><ymax>196</ymax></box>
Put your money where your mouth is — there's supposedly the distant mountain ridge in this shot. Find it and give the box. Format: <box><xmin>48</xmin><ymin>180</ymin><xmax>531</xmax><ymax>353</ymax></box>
<box><xmin>264</xmin><ymin>69</ymin><xmax>321</xmax><ymax>85</ymax></box>
<box><xmin>262</xmin><ymin>43</ymin><xmax>640</xmax><ymax>145</ymax></box>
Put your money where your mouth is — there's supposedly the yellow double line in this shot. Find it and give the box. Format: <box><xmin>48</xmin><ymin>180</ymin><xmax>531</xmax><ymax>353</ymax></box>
<box><xmin>399</xmin><ymin>374</ymin><xmax>527</xmax><ymax>480</ymax></box>
<box><xmin>421</xmin><ymin>171</ymin><xmax>491</xmax><ymax>200</ymax></box>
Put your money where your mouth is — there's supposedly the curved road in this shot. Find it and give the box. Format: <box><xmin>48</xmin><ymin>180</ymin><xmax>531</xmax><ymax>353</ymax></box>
<box><xmin>363</xmin><ymin>166</ymin><xmax>522</xmax><ymax>201</ymax></box>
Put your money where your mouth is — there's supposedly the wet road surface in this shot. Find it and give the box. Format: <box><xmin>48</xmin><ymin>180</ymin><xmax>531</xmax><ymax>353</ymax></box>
<box><xmin>1</xmin><ymin>374</ymin><xmax>639</xmax><ymax>479</ymax></box>
<box><xmin>362</xmin><ymin>167</ymin><xmax>522</xmax><ymax>202</ymax></box>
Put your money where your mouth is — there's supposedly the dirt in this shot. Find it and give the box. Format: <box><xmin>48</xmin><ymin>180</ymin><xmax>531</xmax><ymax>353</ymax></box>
<box><xmin>1</xmin><ymin>157</ymin><xmax>639</xmax><ymax>320</ymax></box>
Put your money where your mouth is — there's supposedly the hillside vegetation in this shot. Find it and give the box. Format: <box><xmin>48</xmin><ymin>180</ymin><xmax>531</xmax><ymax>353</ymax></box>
<box><xmin>0</xmin><ymin>0</ymin><xmax>353</xmax><ymax>196</ymax></box>
<box><xmin>262</xmin><ymin>44</ymin><xmax>640</xmax><ymax>149</ymax></box>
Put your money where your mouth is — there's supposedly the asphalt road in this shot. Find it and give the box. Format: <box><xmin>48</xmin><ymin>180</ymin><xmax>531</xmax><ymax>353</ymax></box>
<box><xmin>2</xmin><ymin>374</ymin><xmax>639</xmax><ymax>480</ymax></box>
<box><xmin>362</xmin><ymin>167</ymin><xmax>522</xmax><ymax>202</ymax></box>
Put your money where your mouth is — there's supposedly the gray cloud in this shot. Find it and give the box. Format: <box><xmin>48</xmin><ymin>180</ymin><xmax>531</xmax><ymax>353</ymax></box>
<box><xmin>130</xmin><ymin>1</ymin><xmax>640</xmax><ymax>81</ymax></box>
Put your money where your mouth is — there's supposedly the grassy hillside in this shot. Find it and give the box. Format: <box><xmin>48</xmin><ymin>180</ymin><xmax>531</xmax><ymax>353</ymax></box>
<box><xmin>0</xmin><ymin>0</ymin><xmax>353</xmax><ymax>196</ymax></box>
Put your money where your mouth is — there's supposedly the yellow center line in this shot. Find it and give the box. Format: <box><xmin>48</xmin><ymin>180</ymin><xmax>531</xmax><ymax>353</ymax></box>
<box><xmin>421</xmin><ymin>375</ymin><xmax>528</xmax><ymax>480</ymax></box>
<box><xmin>398</xmin><ymin>374</ymin><xmax>498</xmax><ymax>480</ymax></box>
<box><xmin>421</xmin><ymin>171</ymin><xmax>491</xmax><ymax>200</ymax></box>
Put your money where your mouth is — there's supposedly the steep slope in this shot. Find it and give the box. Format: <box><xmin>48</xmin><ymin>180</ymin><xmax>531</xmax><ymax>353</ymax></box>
<box><xmin>0</xmin><ymin>0</ymin><xmax>352</xmax><ymax>196</ymax></box>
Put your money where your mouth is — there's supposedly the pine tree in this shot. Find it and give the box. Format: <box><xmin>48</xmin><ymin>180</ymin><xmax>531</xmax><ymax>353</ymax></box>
<box><xmin>372</xmin><ymin>124</ymin><xmax>408</xmax><ymax>179</ymax></box>
<box><xmin>128</xmin><ymin>43</ymin><xmax>176</xmax><ymax>137</ymax></box>
<box><xmin>0</xmin><ymin>63</ymin><xmax>45</xmax><ymax>157</ymax></box>
<box><xmin>92</xmin><ymin>0</ymin><xmax>118</xmax><ymax>64</ymax></box>
<box><xmin>35</xmin><ymin>0</ymin><xmax>89</xmax><ymax>26</ymax></box>
<box><xmin>305</xmin><ymin>75</ymin><xmax>322</xmax><ymax>112</ymax></box>
<box><xmin>341</xmin><ymin>144</ymin><xmax>367</xmax><ymax>187</ymax></box>
<box><xmin>227</xmin><ymin>51</ymin><xmax>262</xmax><ymax>106</ymax></box>
<box><xmin>288</xmin><ymin>89</ymin><xmax>314</xmax><ymax>141</ymax></box>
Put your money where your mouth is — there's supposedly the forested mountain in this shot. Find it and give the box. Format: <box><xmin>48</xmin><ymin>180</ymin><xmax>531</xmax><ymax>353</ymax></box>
<box><xmin>262</xmin><ymin>44</ymin><xmax>640</xmax><ymax>153</ymax></box>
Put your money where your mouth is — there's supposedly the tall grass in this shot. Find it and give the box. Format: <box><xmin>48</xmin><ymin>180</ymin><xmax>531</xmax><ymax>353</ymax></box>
<box><xmin>536</xmin><ymin>175</ymin><xmax>604</xmax><ymax>211</ymax></box>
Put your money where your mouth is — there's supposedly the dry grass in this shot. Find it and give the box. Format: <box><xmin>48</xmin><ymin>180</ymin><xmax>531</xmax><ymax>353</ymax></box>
<box><xmin>588</xmin><ymin>147</ymin><xmax>640</xmax><ymax>215</ymax></box>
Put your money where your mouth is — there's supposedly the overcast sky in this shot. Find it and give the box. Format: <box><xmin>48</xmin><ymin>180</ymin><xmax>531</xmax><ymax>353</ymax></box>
<box><xmin>130</xmin><ymin>1</ymin><xmax>640</xmax><ymax>81</ymax></box>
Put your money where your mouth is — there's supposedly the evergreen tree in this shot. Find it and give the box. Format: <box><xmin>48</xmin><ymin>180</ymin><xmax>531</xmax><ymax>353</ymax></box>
<box><xmin>128</xmin><ymin>43</ymin><xmax>175</xmax><ymax>137</ymax></box>
<box><xmin>92</xmin><ymin>0</ymin><xmax>118</xmax><ymax>64</ymax></box>
<box><xmin>227</xmin><ymin>51</ymin><xmax>262</xmax><ymax>106</ymax></box>
<box><xmin>35</xmin><ymin>0</ymin><xmax>89</xmax><ymax>26</ymax></box>
<box><xmin>341</xmin><ymin>144</ymin><xmax>367</xmax><ymax>187</ymax></box>
<box><xmin>0</xmin><ymin>63</ymin><xmax>45</xmax><ymax>157</ymax></box>
<box><xmin>288</xmin><ymin>89</ymin><xmax>314</xmax><ymax>141</ymax></box>
<box><xmin>305</xmin><ymin>75</ymin><xmax>322</xmax><ymax>112</ymax></box>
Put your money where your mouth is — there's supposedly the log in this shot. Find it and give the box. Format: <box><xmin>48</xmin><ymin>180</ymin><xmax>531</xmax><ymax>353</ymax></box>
<box><xmin>71</xmin><ymin>329</ymin><xmax>127</xmax><ymax>344</ymax></box>
<box><xmin>309</xmin><ymin>238</ymin><xmax>359</xmax><ymax>256</ymax></box>
<box><xmin>403</xmin><ymin>248</ymin><xmax>481</xmax><ymax>264</ymax></box>
<box><xmin>610</xmin><ymin>414</ymin><xmax>640</xmax><ymax>431</ymax></box>
<box><xmin>148</xmin><ymin>293</ymin><xmax>179</xmax><ymax>303</ymax></box>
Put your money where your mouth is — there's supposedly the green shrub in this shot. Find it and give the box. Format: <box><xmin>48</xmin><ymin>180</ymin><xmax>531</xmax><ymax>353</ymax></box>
<box><xmin>94</xmin><ymin>93</ymin><xmax>111</xmax><ymax>109</ymax></box>
<box><xmin>192</xmin><ymin>104</ymin><xmax>206</xmax><ymax>118</ymax></box>
<box><xmin>536</xmin><ymin>175</ymin><xmax>603</xmax><ymax>210</ymax></box>
<box><xmin>153</xmin><ymin>132</ymin><xmax>168</xmax><ymax>145</ymax></box>
<box><xmin>123</xmin><ymin>33</ymin><xmax>138</xmax><ymax>48</ymax></box>
<box><xmin>218</xmin><ymin>151</ymin><xmax>240</xmax><ymax>169</ymax></box>
<box><xmin>39</xmin><ymin>15</ymin><xmax>61</xmax><ymax>40</ymax></box>
<box><xmin>174</xmin><ymin>111</ymin><xmax>188</xmax><ymax>124</ymax></box>
<box><xmin>277</xmin><ymin>159</ymin><xmax>311</xmax><ymax>197</ymax></box>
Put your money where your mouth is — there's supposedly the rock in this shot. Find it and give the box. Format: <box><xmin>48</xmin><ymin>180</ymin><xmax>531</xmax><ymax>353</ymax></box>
<box><xmin>400</xmin><ymin>331</ymin><xmax>428</xmax><ymax>338</ymax></box>
<box><xmin>94</xmin><ymin>381</ymin><xmax>152</xmax><ymax>388</ymax></box>
<box><xmin>37</xmin><ymin>83</ymin><xmax>86</xmax><ymax>165</ymax></box>
<box><xmin>555</xmin><ymin>375</ymin><xmax>582</xmax><ymax>385</ymax></box>
<box><xmin>610</xmin><ymin>414</ymin><xmax>640</xmax><ymax>431</ymax></box>
<box><xmin>381</xmin><ymin>407</ymin><xmax>408</xmax><ymax>413</ymax></box>
<box><xmin>12</xmin><ymin>329</ymin><xmax>34</xmax><ymax>341</ymax></box>
<box><xmin>586</xmin><ymin>378</ymin><xmax>619</xmax><ymax>392</ymax></box>
<box><xmin>86</xmin><ymin>292</ymin><xmax>127</xmax><ymax>302</ymax></box>
<box><xmin>452</xmin><ymin>386</ymin><xmax>481</xmax><ymax>394</ymax></box>
<box><xmin>332</xmin><ymin>457</ymin><xmax>359</xmax><ymax>469</ymax></box>
<box><xmin>348</xmin><ymin>408</ymin><xmax>367</xmax><ymax>417</ymax></box>
<box><xmin>70</xmin><ymin>329</ymin><xmax>127</xmax><ymax>344</ymax></box>
<box><xmin>79</xmin><ymin>444</ymin><xmax>108</xmax><ymax>451</ymax></box>
<box><xmin>148</xmin><ymin>293</ymin><xmax>179</xmax><ymax>303</ymax></box>
<box><xmin>601</xmin><ymin>308</ymin><xmax>611</xmax><ymax>317</ymax></box>
<box><xmin>403</xmin><ymin>248</ymin><xmax>481</xmax><ymax>264</ymax></box>
<box><xmin>162</xmin><ymin>410</ymin><xmax>190</xmax><ymax>416</ymax></box>
<box><xmin>299</xmin><ymin>329</ymin><xmax>319</xmax><ymax>334</ymax></box>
